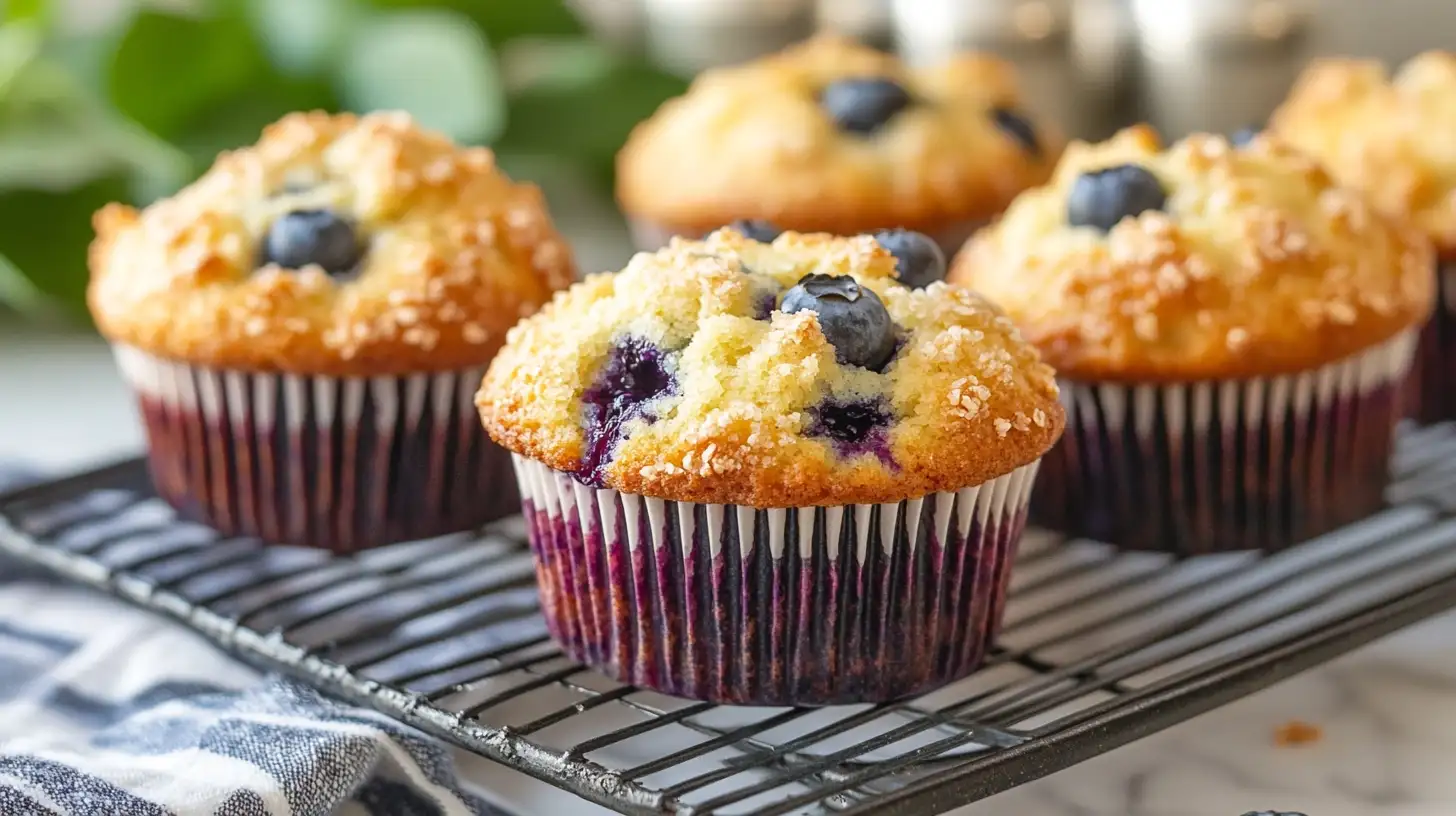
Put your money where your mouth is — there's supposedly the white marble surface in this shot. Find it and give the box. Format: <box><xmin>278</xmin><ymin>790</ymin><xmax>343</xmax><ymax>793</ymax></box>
<box><xmin>5</xmin><ymin>322</ymin><xmax>1456</xmax><ymax>816</ymax></box>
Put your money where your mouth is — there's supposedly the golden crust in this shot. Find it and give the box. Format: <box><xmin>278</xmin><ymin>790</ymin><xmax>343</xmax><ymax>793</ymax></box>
<box><xmin>478</xmin><ymin>229</ymin><xmax>1064</xmax><ymax>508</ymax></box>
<box><xmin>1270</xmin><ymin>52</ymin><xmax>1456</xmax><ymax>251</ymax></box>
<box><xmin>615</xmin><ymin>34</ymin><xmax>1061</xmax><ymax>238</ymax></box>
<box><xmin>949</xmin><ymin>126</ymin><xmax>1435</xmax><ymax>382</ymax></box>
<box><xmin>88</xmin><ymin>111</ymin><xmax>576</xmax><ymax>376</ymax></box>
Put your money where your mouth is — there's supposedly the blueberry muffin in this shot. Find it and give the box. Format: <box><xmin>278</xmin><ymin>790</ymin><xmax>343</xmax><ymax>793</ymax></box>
<box><xmin>478</xmin><ymin>228</ymin><xmax>1063</xmax><ymax>704</ymax></box>
<box><xmin>1271</xmin><ymin>52</ymin><xmax>1456</xmax><ymax>424</ymax></box>
<box><xmin>89</xmin><ymin>110</ymin><xmax>576</xmax><ymax>553</ymax></box>
<box><xmin>950</xmin><ymin>125</ymin><xmax>1434</xmax><ymax>554</ymax></box>
<box><xmin>616</xmin><ymin>34</ymin><xmax>1060</xmax><ymax>256</ymax></box>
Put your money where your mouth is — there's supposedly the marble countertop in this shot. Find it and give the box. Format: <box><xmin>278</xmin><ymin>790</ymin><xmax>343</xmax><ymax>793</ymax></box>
<box><xmin>6</xmin><ymin>322</ymin><xmax>1456</xmax><ymax>816</ymax></box>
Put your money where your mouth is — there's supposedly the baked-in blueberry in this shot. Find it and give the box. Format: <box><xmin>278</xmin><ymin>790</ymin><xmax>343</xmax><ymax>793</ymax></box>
<box><xmin>729</xmin><ymin>219</ymin><xmax>782</xmax><ymax>243</ymax></box>
<box><xmin>873</xmin><ymin>229</ymin><xmax>946</xmax><ymax>288</ymax></box>
<box><xmin>810</xmin><ymin>397</ymin><xmax>892</xmax><ymax>455</ymax></box>
<box><xmin>819</xmin><ymin>77</ymin><xmax>912</xmax><ymax>135</ymax></box>
<box><xmin>781</xmin><ymin>274</ymin><xmax>897</xmax><ymax>370</ymax></box>
<box><xmin>578</xmin><ymin>338</ymin><xmax>677</xmax><ymax>486</ymax></box>
<box><xmin>1066</xmin><ymin>164</ymin><xmax>1167</xmax><ymax>233</ymax></box>
<box><xmin>1230</xmin><ymin>126</ymin><xmax>1260</xmax><ymax>147</ymax></box>
<box><xmin>262</xmin><ymin>209</ymin><xmax>362</xmax><ymax>276</ymax></box>
<box><xmin>992</xmin><ymin>107</ymin><xmax>1041</xmax><ymax>156</ymax></box>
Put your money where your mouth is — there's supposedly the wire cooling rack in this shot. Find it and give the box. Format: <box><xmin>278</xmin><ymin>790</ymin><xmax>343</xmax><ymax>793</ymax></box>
<box><xmin>4</xmin><ymin>424</ymin><xmax>1456</xmax><ymax>816</ymax></box>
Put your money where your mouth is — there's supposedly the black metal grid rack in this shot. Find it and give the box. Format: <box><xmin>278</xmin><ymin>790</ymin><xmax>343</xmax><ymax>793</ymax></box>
<box><xmin>4</xmin><ymin>423</ymin><xmax>1456</xmax><ymax>815</ymax></box>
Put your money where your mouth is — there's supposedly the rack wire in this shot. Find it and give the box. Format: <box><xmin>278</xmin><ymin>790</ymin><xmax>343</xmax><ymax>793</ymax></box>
<box><xmin>3</xmin><ymin>422</ymin><xmax>1456</xmax><ymax>815</ymax></box>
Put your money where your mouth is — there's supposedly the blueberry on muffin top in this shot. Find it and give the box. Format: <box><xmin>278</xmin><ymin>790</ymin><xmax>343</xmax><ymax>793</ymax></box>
<box><xmin>1270</xmin><ymin>51</ymin><xmax>1456</xmax><ymax>251</ymax></box>
<box><xmin>478</xmin><ymin>229</ymin><xmax>1063</xmax><ymax>507</ymax></box>
<box><xmin>89</xmin><ymin>111</ymin><xmax>576</xmax><ymax>375</ymax></box>
<box><xmin>948</xmin><ymin>125</ymin><xmax>1435</xmax><ymax>382</ymax></box>
<box><xmin>616</xmin><ymin>35</ymin><xmax>1061</xmax><ymax>238</ymax></box>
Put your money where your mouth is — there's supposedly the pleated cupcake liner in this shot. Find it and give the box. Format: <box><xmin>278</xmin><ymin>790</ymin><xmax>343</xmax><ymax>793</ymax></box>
<box><xmin>626</xmin><ymin>217</ymin><xmax>986</xmax><ymax>259</ymax></box>
<box><xmin>512</xmin><ymin>454</ymin><xmax>1040</xmax><ymax>706</ymax></box>
<box><xmin>1032</xmin><ymin>329</ymin><xmax>1419</xmax><ymax>556</ymax></box>
<box><xmin>1410</xmin><ymin>258</ymin><xmax>1456</xmax><ymax>424</ymax></box>
<box><xmin>112</xmin><ymin>345</ymin><xmax>518</xmax><ymax>554</ymax></box>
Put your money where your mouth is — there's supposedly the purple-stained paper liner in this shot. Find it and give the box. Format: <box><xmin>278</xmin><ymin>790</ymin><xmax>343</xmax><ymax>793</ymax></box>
<box><xmin>627</xmin><ymin>217</ymin><xmax>986</xmax><ymax>259</ymax></box>
<box><xmin>512</xmin><ymin>455</ymin><xmax>1039</xmax><ymax>706</ymax></box>
<box><xmin>1410</xmin><ymin>259</ymin><xmax>1456</xmax><ymax>424</ymax></box>
<box><xmin>1033</xmin><ymin>330</ymin><xmax>1420</xmax><ymax>556</ymax></box>
<box><xmin>111</xmin><ymin>345</ymin><xmax>518</xmax><ymax>554</ymax></box>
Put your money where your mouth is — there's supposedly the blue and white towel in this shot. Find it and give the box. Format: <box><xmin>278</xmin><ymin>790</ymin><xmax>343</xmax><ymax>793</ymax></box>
<box><xmin>0</xmin><ymin>465</ymin><xmax>506</xmax><ymax>816</ymax></box>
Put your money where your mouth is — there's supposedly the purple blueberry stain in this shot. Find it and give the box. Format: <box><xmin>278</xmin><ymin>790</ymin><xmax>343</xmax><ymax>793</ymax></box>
<box><xmin>754</xmin><ymin>289</ymin><xmax>779</xmax><ymax>320</ymax></box>
<box><xmin>810</xmin><ymin>397</ymin><xmax>896</xmax><ymax>467</ymax></box>
<box><xmin>577</xmin><ymin>337</ymin><xmax>679</xmax><ymax>486</ymax></box>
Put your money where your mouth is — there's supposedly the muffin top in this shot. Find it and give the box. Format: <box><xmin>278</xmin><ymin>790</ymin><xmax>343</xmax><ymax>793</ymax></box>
<box><xmin>949</xmin><ymin>125</ymin><xmax>1434</xmax><ymax>382</ymax></box>
<box><xmin>615</xmin><ymin>35</ymin><xmax>1060</xmax><ymax>237</ymax></box>
<box><xmin>1270</xmin><ymin>51</ymin><xmax>1456</xmax><ymax>252</ymax></box>
<box><xmin>89</xmin><ymin>111</ymin><xmax>575</xmax><ymax>376</ymax></box>
<box><xmin>478</xmin><ymin>228</ymin><xmax>1063</xmax><ymax>508</ymax></box>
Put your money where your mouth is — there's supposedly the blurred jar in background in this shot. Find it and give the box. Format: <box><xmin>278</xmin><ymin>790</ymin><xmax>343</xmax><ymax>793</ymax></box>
<box><xmin>637</xmin><ymin>0</ymin><xmax>816</xmax><ymax>75</ymax></box>
<box><xmin>889</xmin><ymin>0</ymin><xmax>1110</xmax><ymax>139</ymax></box>
<box><xmin>815</xmin><ymin>0</ymin><xmax>894</xmax><ymax>51</ymax></box>
<box><xmin>1128</xmin><ymin>0</ymin><xmax>1313</xmax><ymax>138</ymax></box>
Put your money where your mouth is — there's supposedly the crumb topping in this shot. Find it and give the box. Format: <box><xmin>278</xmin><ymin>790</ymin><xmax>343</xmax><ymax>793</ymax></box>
<box><xmin>89</xmin><ymin>110</ymin><xmax>576</xmax><ymax>375</ymax></box>
<box><xmin>616</xmin><ymin>34</ymin><xmax>1061</xmax><ymax>237</ymax></box>
<box><xmin>1271</xmin><ymin>51</ymin><xmax>1456</xmax><ymax>251</ymax></box>
<box><xmin>478</xmin><ymin>229</ymin><xmax>1063</xmax><ymax>507</ymax></box>
<box><xmin>949</xmin><ymin>125</ymin><xmax>1435</xmax><ymax>381</ymax></box>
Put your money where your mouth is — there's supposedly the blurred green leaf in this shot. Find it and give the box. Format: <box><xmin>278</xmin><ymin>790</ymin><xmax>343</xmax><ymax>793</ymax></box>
<box><xmin>366</xmin><ymin>0</ymin><xmax>582</xmax><ymax>43</ymax></box>
<box><xmin>107</xmin><ymin>1</ymin><xmax>268</xmax><ymax>138</ymax></box>
<box><xmin>0</xmin><ymin>176</ymin><xmax>129</xmax><ymax>320</ymax></box>
<box><xmin>3</xmin><ymin>0</ymin><xmax>49</xmax><ymax>25</ymax></box>
<box><xmin>248</xmin><ymin>0</ymin><xmax>359</xmax><ymax>77</ymax></box>
<box><xmin>0</xmin><ymin>248</ymin><xmax>47</xmax><ymax>315</ymax></box>
<box><xmin>337</xmin><ymin>9</ymin><xmax>505</xmax><ymax>144</ymax></box>
<box><xmin>170</xmin><ymin>73</ymin><xmax>338</xmax><ymax>166</ymax></box>
<box><xmin>497</xmin><ymin>40</ymin><xmax>684</xmax><ymax>179</ymax></box>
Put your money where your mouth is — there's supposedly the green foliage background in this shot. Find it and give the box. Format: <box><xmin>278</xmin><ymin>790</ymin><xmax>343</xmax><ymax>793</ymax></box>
<box><xmin>0</xmin><ymin>0</ymin><xmax>686</xmax><ymax>323</ymax></box>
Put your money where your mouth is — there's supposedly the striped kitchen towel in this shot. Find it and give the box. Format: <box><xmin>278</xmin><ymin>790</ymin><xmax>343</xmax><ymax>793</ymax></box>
<box><xmin>0</xmin><ymin>464</ymin><xmax>505</xmax><ymax>816</ymax></box>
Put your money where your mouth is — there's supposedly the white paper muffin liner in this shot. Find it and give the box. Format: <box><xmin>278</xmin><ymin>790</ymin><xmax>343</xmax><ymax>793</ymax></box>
<box><xmin>511</xmin><ymin>454</ymin><xmax>1039</xmax><ymax>705</ymax></box>
<box><xmin>1033</xmin><ymin>329</ymin><xmax>1420</xmax><ymax>554</ymax></box>
<box><xmin>111</xmin><ymin>345</ymin><xmax>515</xmax><ymax>553</ymax></box>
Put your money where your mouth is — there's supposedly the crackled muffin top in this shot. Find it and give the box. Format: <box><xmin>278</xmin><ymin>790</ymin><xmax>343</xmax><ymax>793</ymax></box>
<box><xmin>89</xmin><ymin>111</ymin><xmax>576</xmax><ymax>376</ymax></box>
<box><xmin>949</xmin><ymin>125</ymin><xmax>1434</xmax><ymax>382</ymax></box>
<box><xmin>1271</xmin><ymin>51</ymin><xmax>1456</xmax><ymax>252</ymax></box>
<box><xmin>478</xmin><ymin>228</ymin><xmax>1064</xmax><ymax>508</ymax></box>
<box><xmin>616</xmin><ymin>34</ymin><xmax>1060</xmax><ymax>238</ymax></box>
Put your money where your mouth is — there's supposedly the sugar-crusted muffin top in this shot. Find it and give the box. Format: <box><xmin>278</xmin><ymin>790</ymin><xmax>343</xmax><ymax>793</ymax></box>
<box><xmin>478</xmin><ymin>229</ymin><xmax>1064</xmax><ymax>507</ymax></box>
<box><xmin>948</xmin><ymin>125</ymin><xmax>1434</xmax><ymax>382</ymax></box>
<box><xmin>616</xmin><ymin>35</ymin><xmax>1060</xmax><ymax>237</ymax></box>
<box><xmin>89</xmin><ymin>111</ymin><xmax>575</xmax><ymax>376</ymax></box>
<box><xmin>1271</xmin><ymin>51</ymin><xmax>1456</xmax><ymax>252</ymax></box>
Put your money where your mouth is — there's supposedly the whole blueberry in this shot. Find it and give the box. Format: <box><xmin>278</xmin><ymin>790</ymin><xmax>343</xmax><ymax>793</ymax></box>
<box><xmin>728</xmin><ymin>219</ymin><xmax>782</xmax><ymax>243</ymax></box>
<box><xmin>1066</xmin><ymin>164</ymin><xmax>1167</xmax><ymax>233</ymax></box>
<box><xmin>1230</xmin><ymin>125</ymin><xmax>1261</xmax><ymax>147</ymax></box>
<box><xmin>262</xmin><ymin>209</ymin><xmax>362</xmax><ymax>276</ymax></box>
<box><xmin>992</xmin><ymin>107</ymin><xmax>1041</xmax><ymax>156</ymax></box>
<box><xmin>873</xmin><ymin>229</ymin><xmax>946</xmax><ymax>288</ymax></box>
<box><xmin>781</xmin><ymin>274</ymin><xmax>897</xmax><ymax>371</ymax></box>
<box><xmin>819</xmin><ymin>77</ymin><xmax>913</xmax><ymax>135</ymax></box>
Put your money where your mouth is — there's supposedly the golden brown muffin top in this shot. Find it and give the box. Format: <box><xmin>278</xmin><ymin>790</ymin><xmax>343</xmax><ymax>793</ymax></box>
<box><xmin>1271</xmin><ymin>51</ymin><xmax>1456</xmax><ymax>252</ymax></box>
<box><xmin>89</xmin><ymin>111</ymin><xmax>575</xmax><ymax>376</ymax></box>
<box><xmin>949</xmin><ymin>125</ymin><xmax>1434</xmax><ymax>382</ymax></box>
<box><xmin>479</xmin><ymin>229</ymin><xmax>1063</xmax><ymax>508</ymax></box>
<box><xmin>616</xmin><ymin>35</ymin><xmax>1061</xmax><ymax>237</ymax></box>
